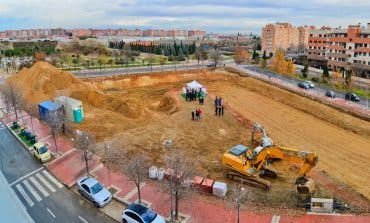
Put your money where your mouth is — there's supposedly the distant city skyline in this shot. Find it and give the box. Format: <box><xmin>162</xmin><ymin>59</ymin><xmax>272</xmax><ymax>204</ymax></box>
<box><xmin>0</xmin><ymin>0</ymin><xmax>369</xmax><ymax>34</ymax></box>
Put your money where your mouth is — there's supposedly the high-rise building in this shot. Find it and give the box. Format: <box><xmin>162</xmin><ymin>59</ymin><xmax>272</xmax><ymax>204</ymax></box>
<box><xmin>261</xmin><ymin>23</ymin><xmax>313</xmax><ymax>54</ymax></box>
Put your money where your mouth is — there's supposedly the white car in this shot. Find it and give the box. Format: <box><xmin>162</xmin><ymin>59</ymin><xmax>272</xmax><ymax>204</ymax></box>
<box><xmin>304</xmin><ymin>80</ymin><xmax>315</xmax><ymax>88</ymax></box>
<box><xmin>77</xmin><ymin>176</ymin><xmax>112</xmax><ymax>208</ymax></box>
<box><xmin>122</xmin><ymin>203</ymin><xmax>165</xmax><ymax>223</ymax></box>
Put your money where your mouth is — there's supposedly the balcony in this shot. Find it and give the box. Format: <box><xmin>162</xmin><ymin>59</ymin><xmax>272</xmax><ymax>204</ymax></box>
<box><xmin>354</xmin><ymin>47</ymin><xmax>370</xmax><ymax>53</ymax></box>
<box><xmin>327</xmin><ymin>60</ymin><xmax>347</xmax><ymax>68</ymax></box>
<box><xmin>307</xmin><ymin>55</ymin><xmax>326</xmax><ymax>61</ymax></box>
<box><xmin>328</xmin><ymin>45</ymin><xmax>346</xmax><ymax>51</ymax></box>
<box><xmin>351</xmin><ymin>62</ymin><xmax>370</xmax><ymax>70</ymax></box>
<box><xmin>329</xmin><ymin>37</ymin><xmax>348</xmax><ymax>42</ymax></box>
<box><xmin>352</xmin><ymin>37</ymin><xmax>370</xmax><ymax>44</ymax></box>
<box><xmin>326</xmin><ymin>53</ymin><xmax>349</xmax><ymax>58</ymax></box>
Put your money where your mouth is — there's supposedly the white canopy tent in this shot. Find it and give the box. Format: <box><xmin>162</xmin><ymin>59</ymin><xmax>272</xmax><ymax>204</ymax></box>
<box><xmin>183</xmin><ymin>80</ymin><xmax>207</xmax><ymax>95</ymax></box>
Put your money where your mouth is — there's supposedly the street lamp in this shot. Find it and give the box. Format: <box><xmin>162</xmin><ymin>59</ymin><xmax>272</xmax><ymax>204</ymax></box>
<box><xmin>165</xmin><ymin>139</ymin><xmax>174</xmax><ymax>223</ymax></box>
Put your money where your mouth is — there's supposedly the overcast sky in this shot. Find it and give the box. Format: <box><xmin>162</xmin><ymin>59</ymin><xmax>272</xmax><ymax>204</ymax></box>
<box><xmin>0</xmin><ymin>0</ymin><xmax>369</xmax><ymax>34</ymax></box>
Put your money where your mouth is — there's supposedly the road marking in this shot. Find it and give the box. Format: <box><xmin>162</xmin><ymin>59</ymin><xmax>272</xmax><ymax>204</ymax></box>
<box><xmin>47</xmin><ymin>208</ymin><xmax>56</xmax><ymax>218</ymax></box>
<box><xmin>271</xmin><ymin>215</ymin><xmax>280</xmax><ymax>223</ymax></box>
<box><xmin>15</xmin><ymin>184</ymin><xmax>34</xmax><ymax>207</ymax></box>
<box><xmin>29</xmin><ymin>176</ymin><xmax>49</xmax><ymax>197</ymax></box>
<box><xmin>23</xmin><ymin>179</ymin><xmax>42</xmax><ymax>202</ymax></box>
<box><xmin>42</xmin><ymin>170</ymin><xmax>63</xmax><ymax>188</ymax></box>
<box><xmin>36</xmin><ymin>173</ymin><xmax>56</xmax><ymax>192</ymax></box>
<box><xmin>79</xmin><ymin>216</ymin><xmax>89</xmax><ymax>223</ymax></box>
<box><xmin>10</xmin><ymin>167</ymin><xmax>44</xmax><ymax>187</ymax></box>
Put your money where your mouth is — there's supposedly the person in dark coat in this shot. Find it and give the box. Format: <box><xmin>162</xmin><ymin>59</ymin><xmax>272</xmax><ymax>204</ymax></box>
<box><xmin>221</xmin><ymin>105</ymin><xmax>224</xmax><ymax>115</ymax></box>
<box><xmin>191</xmin><ymin>111</ymin><xmax>195</xmax><ymax>120</ymax></box>
<box><xmin>214</xmin><ymin>96</ymin><xmax>218</xmax><ymax>115</ymax></box>
<box><xmin>195</xmin><ymin>109</ymin><xmax>199</xmax><ymax>121</ymax></box>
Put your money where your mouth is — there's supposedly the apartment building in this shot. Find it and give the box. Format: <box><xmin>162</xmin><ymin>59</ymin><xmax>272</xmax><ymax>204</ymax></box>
<box><xmin>307</xmin><ymin>27</ymin><xmax>332</xmax><ymax>68</ymax></box>
<box><xmin>0</xmin><ymin>28</ymin><xmax>204</xmax><ymax>39</ymax></box>
<box><xmin>308</xmin><ymin>23</ymin><xmax>370</xmax><ymax>77</ymax></box>
<box><xmin>188</xmin><ymin>30</ymin><xmax>206</xmax><ymax>38</ymax></box>
<box><xmin>261</xmin><ymin>23</ymin><xmax>313</xmax><ymax>54</ymax></box>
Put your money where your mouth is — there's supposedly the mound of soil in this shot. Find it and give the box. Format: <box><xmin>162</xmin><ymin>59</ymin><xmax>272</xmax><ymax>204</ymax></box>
<box><xmin>158</xmin><ymin>92</ymin><xmax>179</xmax><ymax>114</ymax></box>
<box><xmin>5</xmin><ymin>62</ymin><xmax>143</xmax><ymax>119</ymax></box>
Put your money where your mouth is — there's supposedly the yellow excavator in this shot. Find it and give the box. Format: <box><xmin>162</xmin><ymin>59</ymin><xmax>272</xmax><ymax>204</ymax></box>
<box><xmin>222</xmin><ymin>123</ymin><xmax>318</xmax><ymax>203</ymax></box>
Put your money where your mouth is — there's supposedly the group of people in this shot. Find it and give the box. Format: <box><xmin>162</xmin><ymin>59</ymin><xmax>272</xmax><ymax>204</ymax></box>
<box><xmin>214</xmin><ymin>96</ymin><xmax>224</xmax><ymax>116</ymax></box>
<box><xmin>191</xmin><ymin>108</ymin><xmax>202</xmax><ymax>121</ymax></box>
<box><xmin>185</xmin><ymin>88</ymin><xmax>204</xmax><ymax>102</ymax></box>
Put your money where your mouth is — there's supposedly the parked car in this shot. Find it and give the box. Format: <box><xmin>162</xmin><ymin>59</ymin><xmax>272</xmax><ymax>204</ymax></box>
<box><xmin>345</xmin><ymin>92</ymin><xmax>360</xmax><ymax>102</ymax></box>
<box><xmin>304</xmin><ymin>80</ymin><xmax>315</xmax><ymax>88</ymax></box>
<box><xmin>297</xmin><ymin>82</ymin><xmax>310</xmax><ymax>89</ymax></box>
<box><xmin>325</xmin><ymin>90</ymin><xmax>336</xmax><ymax>98</ymax></box>
<box><xmin>122</xmin><ymin>203</ymin><xmax>165</xmax><ymax>223</ymax></box>
<box><xmin>206</xmin><ymin>63</ymin><xmax>216</xmax><ymax>68</ymax></box>
<box><xmin>32</xmin><ymin>142</ymin><xmax>51</xmax><ymax>162</ymax></box>
<box><xmin>77</xmin><ymin>176</ymin><xmax>112</xmax><ymax>208</ymax></box>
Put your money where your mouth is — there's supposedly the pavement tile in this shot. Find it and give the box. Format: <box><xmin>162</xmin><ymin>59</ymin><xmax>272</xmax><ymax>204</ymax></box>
<box><xmin>47</xmin><ymin>149</ymin><xmax>101</xmax><ymax>187</ymax></box>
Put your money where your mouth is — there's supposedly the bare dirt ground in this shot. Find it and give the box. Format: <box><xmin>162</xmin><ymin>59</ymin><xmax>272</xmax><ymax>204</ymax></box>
<box><xmin>6</xmin><ymin>62</ymin><xmax>370</xmax><ymax>212</ymax></box>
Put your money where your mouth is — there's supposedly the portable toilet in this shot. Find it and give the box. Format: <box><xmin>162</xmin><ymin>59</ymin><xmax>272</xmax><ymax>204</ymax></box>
<box><xmin>38</xmin><ymin>101</ymin><xmax>61</xmax><ymax>120</ymax></box>
<box><xmin>73</xmin><ymin>108</ymin><xmax>83</xmax><ymax>123</ymax></box>
<box><xmin>55</xmin><ymin>96</ymin><xmax>83</xmax><ymax>123</ymax></box>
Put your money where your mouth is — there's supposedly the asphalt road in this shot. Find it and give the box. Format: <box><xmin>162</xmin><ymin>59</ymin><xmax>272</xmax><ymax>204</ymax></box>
<box><xmin>0</xmin><ymin>125</ymin><xmax>116</xmax><ymax>223</ymax></box>
<box><xmin>243</xmin><ymin>65</ymin><xmax>369</xmax><ymax>109</ymax></box>
<box><xmin>71</xmin><ymin>63</ymin><xmax>208</xmax><ymax>77</ymax></box>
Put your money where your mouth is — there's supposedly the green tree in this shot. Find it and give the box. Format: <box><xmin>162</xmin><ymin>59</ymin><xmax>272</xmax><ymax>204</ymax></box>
<box><xmin>322</xmin><ymin>65</ymin><xmax>330</xmax><ymax>80</ymax></box>
<box><xmin>301</xmin><ymin>64</ymin><xmax>308</xmax><ymax>79</ymax></box>
<box><xmin>178</xmin><ymin>48</ymin><xmax>185</xmax><ymax>61</ymax></box>
<box><xmin>344</xmin><ymin>69</ymin><xmax>352</xmax><ymax>90</ymax></box>
<box><xmin>252</xmin><ymin>50</ymin><xmax>259</xmax><ymax>64</ymax></box>
<box><xmin>262</xmin><ymin>50</ymin><xmax>267</xmax><ymax>60</ymax></box>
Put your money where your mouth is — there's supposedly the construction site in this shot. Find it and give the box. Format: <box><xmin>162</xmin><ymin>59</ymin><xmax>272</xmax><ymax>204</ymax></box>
<box><xmin>5</xmin><ymin>61</ymin><xmax>370</xmax><ymax>214</ymax></box>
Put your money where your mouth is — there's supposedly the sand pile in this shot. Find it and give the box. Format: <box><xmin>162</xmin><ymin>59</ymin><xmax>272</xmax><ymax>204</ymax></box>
<box><xmin>158</xmin><ymin>92</ymin><xmax>179</xmax><ymax>114</ymax></box>
<box><xmin>5</xmin><ymin>62</ymin><xmax>143</xmax><ymax>119</ymax></box>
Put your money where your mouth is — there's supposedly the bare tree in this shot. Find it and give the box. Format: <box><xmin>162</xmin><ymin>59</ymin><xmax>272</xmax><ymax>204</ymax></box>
<box><xmin>23</xmin><ymin>103</ymin><xmax>37</xmax><ymax>134</ymax></box>
<box><xmin>44</xmin><ymin>108</ymin><xmax>65</xmax><ymax>153</ymax></box>
<box><xmin>103</xmin><ymin>141</ymin><xmax>125</xmax><ymax>188</ymax></box>
<box><xmin>163</xmin><ymin>147</ymin><xmax>194</xmax><ymax>221</ymax></box>
<box><xmin>231</xmin><ymin>182</ymin><xmax>250</xmax><ymax>223</ymax></box>
<box><xmin>194</xmin><ymin>47</ymin><xmax>202</xmax><ymax>67</ymax></box>
<box><xmin>0</xmin><ymin>82</ymin><xmax>23</xmax><ymax>121</ymax></box>
<box><xmin>123</xmin><ymin>151</ymin><xmax>148</xmax><ymax>204</ymax></box>
<box><xmin>73</xmin><ymin>130</ymin><xmax>96</xmax><ymax>175</ymax></box>
<box><xmin>209</xmin><ymin>48</ymin><xmax>222</xmax><ymax>68</ymax></box>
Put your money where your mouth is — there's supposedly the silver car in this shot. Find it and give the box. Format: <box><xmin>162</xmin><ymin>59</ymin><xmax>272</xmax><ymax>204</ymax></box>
<box><xmin>77</xmin><ymin>176</ymin><xmax>112</xmax><ymax>208</ymax></box>
<box><xmin>122</xmin><ymin>203</ymin><xmax>165</xmax><ymax>223</ymax></box>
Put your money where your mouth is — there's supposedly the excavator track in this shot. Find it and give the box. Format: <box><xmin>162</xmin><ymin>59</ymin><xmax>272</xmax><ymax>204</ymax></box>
<box><xmin>227</xmin><ymin>171</ymin><xmax>271</xmax><ymax>190</ymax></box>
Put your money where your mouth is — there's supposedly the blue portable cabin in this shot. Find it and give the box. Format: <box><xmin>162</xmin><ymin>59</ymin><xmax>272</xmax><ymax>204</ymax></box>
<box><xmin>38</xmin><ymin>101</ymin><xmax>61</xmax><ymax>120</ymax></box>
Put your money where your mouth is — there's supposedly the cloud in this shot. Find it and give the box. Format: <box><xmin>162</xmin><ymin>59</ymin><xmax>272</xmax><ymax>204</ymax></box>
<box><xmin>0</xmin><ymin>0</ymin><xmax>369</xmax><ymax>33</ymax></box>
